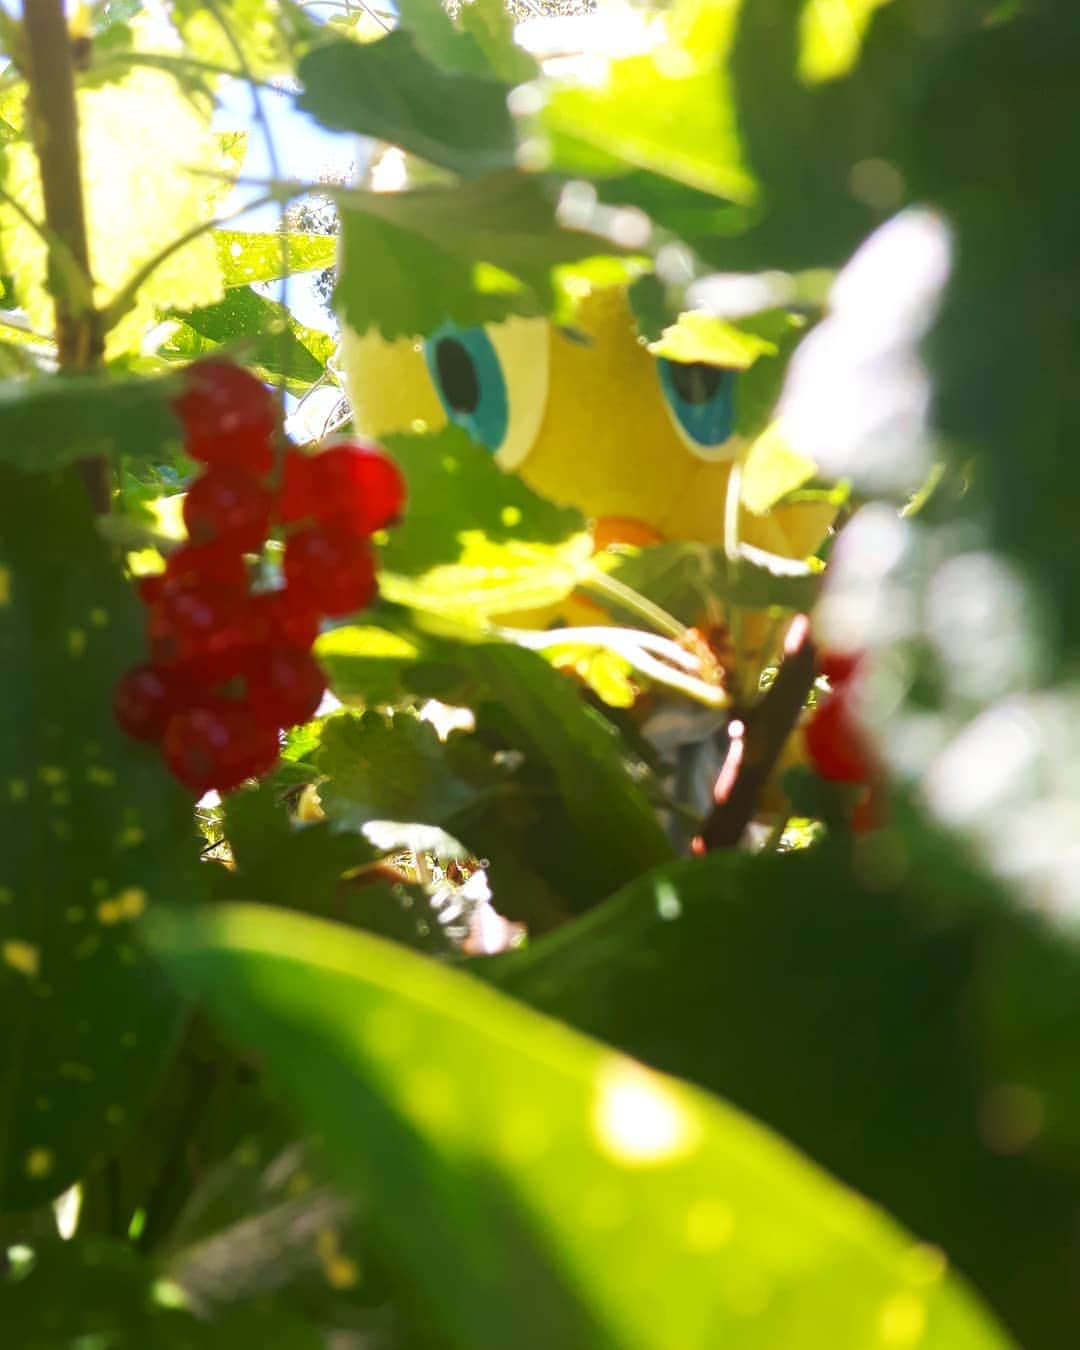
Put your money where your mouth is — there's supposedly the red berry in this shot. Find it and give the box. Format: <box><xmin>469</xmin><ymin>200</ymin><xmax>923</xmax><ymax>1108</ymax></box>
<box><xmin>165</xmin><ymin>540</ymin><xmax>249</xmax><ymax>590</ymax></box>
<box><xmin>245</xmin><ymin>647</ymin><xmax>326</xmax><ymax>729</ymax></box>
<box><xmin>805</xmin><ymin>688</ymin><xmax>873</xmax><ymax>784</ymax></box>
<box><xmin>113</xmin><ymin>664</ymin><xmax>192</xmax><ymax>742</ymax></box>
<box><xmin>253</xmin><ymin>587</ymin><xmax>320</xmax><ymax>650</ymax></box>
<box><xmin>183</xmin><ymin>465</ymin><xmax>272</xmax><ymax>551</ymax></box>
<box><xmin>147</xmin><ymin>582</ymin><xmax>256</xmax><ymax>681</ymax></box>
<box><xmin>163</xmin><ymin>701</ymin><xmax>280</xmax><ymax>794</ymax></box>
<box><xmin>284</xmin><ymin>526</ymin><xmax>377</xmax><ymax>618</ymax></box>
<box><xmin>137</xmin><ymin>573</ymin><xmax>166</xmax><ymax>606</ymax></box>
<box><xmin>309</xmin><ymin>442</ymin><xmax>406</xmax><ymax>535</ymax></box>
<box><xmin>819</xmin><ymin>649</ymin><xmax>863</xmax><ymax>686</ymax></box>
<box><xmin>173</xmin><ymin>358</ymin><xmax>275</xmax><ymax>473</ymax></box>
<box><xmin>275</xmin><ymin>450</ymin><xmax>317</xmax><ymax>524</ymax></box>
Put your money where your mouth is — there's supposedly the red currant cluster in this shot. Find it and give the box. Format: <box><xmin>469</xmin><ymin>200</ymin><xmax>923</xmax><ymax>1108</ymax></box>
<box><xmin>805</xmin><ymin>650</ymin><xmax>881</xmax><ymax>830</ymax></box>
<box><xmin>114</xmin><ymin>357</ymin><xmax>405</xmax><ymax>795</ymax></box>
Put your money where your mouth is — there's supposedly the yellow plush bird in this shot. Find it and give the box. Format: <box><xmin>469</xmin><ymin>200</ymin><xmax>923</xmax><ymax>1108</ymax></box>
<box><xmin>341</xmin><ymin>285</ymin><xmax>832</xmax><ymax>610</ymax></box>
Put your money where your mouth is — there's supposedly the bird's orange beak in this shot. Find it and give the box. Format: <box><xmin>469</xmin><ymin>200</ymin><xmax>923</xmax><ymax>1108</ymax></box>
<box><xmin>591</xmin><ymin>516</ymin><xmax>665</xmax><ymax>552</ymax></box>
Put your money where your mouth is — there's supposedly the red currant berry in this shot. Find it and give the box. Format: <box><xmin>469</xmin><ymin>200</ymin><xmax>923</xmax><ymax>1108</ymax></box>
<box><xmin>183</xmin><ymin>465</ymin><xmax>272</xmax><ymax>551</ymax></box>
<box><xmin>309</xmin><ymin>442</ymin><xmax>406</xmax><ymax>535</ymax></box>
<box><xmin>253</xmin><ymin>587</ymin><xmax>320</xmax><ymax>650</ymax></box>
<box><xmin>163</xmin><ymin>701</ymin><xmax>280</xmax><ymax>795</ymax></box>
<box><xmin>245</xmin><ymin>647</ymin><xmax>326</xmax><ymax>729</ymax></box>
<box><xmin>805</xmin><ymin>688</ymin><xmax>872</xmax><ymax>784</ymax></box>
<box><xmin>274</xmin><ymin>450</ymin><xmax>317</xmax><ymax>524</ymax></box>
<box><xmin>113</xmin><ymin>664</ymin><xmax>192</xmax><ymax>742</ymax></box>
<box><xmin>147</xmin><ymin>582</ymin><xmax>254</xmax><ymax>681</ymax></box>
<box><xmin>284</xmin><ymin>526</ymin><xmax>377</xmax><ymax>618</ymax></box>
<box><xmin>137</xmin><ymin>574</ymin><xmax>166</xmax><ymax>606</ymax></box>
<box><xmin>819</xmin><ymin>649</ymin><xmax>863</xmax><ymax>686</ymax></box>
<box><xmin>165</xmin><ymin>540</ymin><xmax>249</xmax><ymax>590</ymax></box>
<box><xmin>172</xmin><ymin>358</ymin><xmax>275</xmax><ymax>473</ymax></box>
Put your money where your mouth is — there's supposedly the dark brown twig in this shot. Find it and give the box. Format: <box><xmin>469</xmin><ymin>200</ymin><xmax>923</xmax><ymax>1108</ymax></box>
<box><xmin>698</xmin><ymin>614</ymin><xmax>818</xmax><ymax>850</ymax></box>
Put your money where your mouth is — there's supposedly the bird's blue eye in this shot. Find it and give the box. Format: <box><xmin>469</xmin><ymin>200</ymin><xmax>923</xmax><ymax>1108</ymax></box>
<box><xmin>423</xmin><ymin>323</ymin><xmax>509</xmax><ymax>453</ymax></box>
<box><xmin>657</xmin><ymin>358</ymin><xmax>738</xmax><ymax>456</ymax></box>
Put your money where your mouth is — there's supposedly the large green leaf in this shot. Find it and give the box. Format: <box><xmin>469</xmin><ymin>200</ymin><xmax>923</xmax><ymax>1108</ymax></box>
<box><xmin>0</xmin><ymin>373</ymin><xmax>181</xmax><ymax>475</ymax></box>
<box><xmin>377</xmin><ymin>426</ymin><xmax>589</xmax><ymax>621</ymax></box>
<box><xmin>0</xmin><ymin>467</ymin><xmax>204</xmax><ymax>1211</ymax></box>
<box><xmin>298</xmin><ymin>31</ymin><xmax>516</xmax><ymax>178</ymax></box>
<box><xmin>488</xmin><ymin>823</ymin><xmax>1080</xmax><ymax>1349</ymax></box>
<box><xmin>154</xmin><ymin>900</ymin><xmax>1007</xmax><ymax>1350</ymax></box>
<box><xmin>335</xmin><ymin>172</ymin><xmax>620</xmax><ymax>340</ymax></box>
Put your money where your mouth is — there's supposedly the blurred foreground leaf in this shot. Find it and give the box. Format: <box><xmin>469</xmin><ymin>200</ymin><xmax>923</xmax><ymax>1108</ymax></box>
<box><xmin>154</xmin><ymin>901</ymin><xmax>1008</xmax><ymax>1350</ymax></box>
<box><xmin>0</xmin><ymin>374</ymin><xmax>181</xmax><ymax>475</ymax></box>
<box><xmin>0</xmin><ymin>467</ymin><xmax>203</xmax><ymax>1211</ymax></box>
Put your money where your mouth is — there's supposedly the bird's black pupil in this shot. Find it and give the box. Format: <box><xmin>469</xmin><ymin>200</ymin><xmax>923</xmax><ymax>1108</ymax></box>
<box><xmin>435</xmin><ymin>338</ymin><xmax>480</xmax><ymax>415</ymax></box>
<box><xmin>670</xmin><ymin>361</ymin><xmax>725</xmax><ymax>406</ymax></box>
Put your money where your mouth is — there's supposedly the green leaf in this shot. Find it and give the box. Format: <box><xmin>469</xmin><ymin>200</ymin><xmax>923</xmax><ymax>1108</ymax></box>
<box><xmin>335</xmin><ymin>172</ymin><xmax>620</xmax><ymax>340</ymax></box>
<box><xmin>155</xmin><ymin>900</ymin><xmax>1008</xmax><ymax>1350</ymax></box>
<box><xmin>314</xmin><ymin>707</ymin><xmax>567</xmax><ymax>933</ymax></box>
<box><xmin>462</xmin><ymin>643</ymin><xmax>672</xmax><ymax>894</ymax></box>
<box><xmin>0</xmin><ymin>372</ymin><xmax>181</xmax><ymax>475</ymax></box>
<box><xmin>604</xmin><ymin>540</ymin><xmax>823</xmax><ymax>627</ymax></box>
<box><xmin>646</xmin><ymin>310</ymin><xmax>777</xmax><ymax>367</ymax></box>
<box><xmin>798</xmin><ymin>0</ymin><xmax>896</xmax><ymax>84</ymax></box>
<box><xmin>316</xmin><ymin>642</ymin><xmax>672</xmax><ymax>928</ymax></box>
<box><xmin>165</xmin><ymin>286</ymin><xmax>333</xmax><ymax>391</ymax></box>
<box><xmin>171</xmin><ymin>0</ymin><xmax>320</xmax><ymax>79</ymax></box>
<box><xmin>215</xmin><ymin>230</ymin><xmax>337</xmax><ymax>289</ymax></box>
<box><xmin>217</xmin><ymin>783</ymin><xmax>454</xmax><ymax>956</ymax></box>
<box><xmin>298</xmin><ymin>31</ymin><xmax>516</xmax><ymax>178</ymax></box>
<box><xmin>489</xmin><ymin>821</ymin><xmax>1080</xmax><ymax>1348</ymax></box>
<box><xmin>0</xmin><ymin>467</ymin><xmax>203</xmax><ymax>1211</ymax></box>
<box><xmin>519</xmin><ymin>2</ymin><xmax>754</xmax><ymax>204</ymax></box>
<box><xmin>377</xmin><ymin>426</ymin><xmax>589</xmax><ymax>621</ymax></box>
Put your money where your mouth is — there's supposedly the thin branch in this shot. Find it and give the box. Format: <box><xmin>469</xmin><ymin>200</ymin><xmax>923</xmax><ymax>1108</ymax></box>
<box><xmin>698</xmin><ymin>613</ymin><xmax>818</xmax><ymax>850</ymax></box>
<box><xmin>203</xmin><ymin>0</ymin><xmax>292</xmax><ymax>410</ymax></box>
<box><xmin>23</xmin><ymin>0</ymin><xmax>108</xmax><ymax>507</ymax></box>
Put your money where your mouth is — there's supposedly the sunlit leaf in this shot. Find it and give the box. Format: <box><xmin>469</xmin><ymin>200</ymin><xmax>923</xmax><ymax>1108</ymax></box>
<box><xmin>377</xmin><ymin>426</ymin><xmax>589</xmax><ymax>621</ymax></box>
<box><xmin>517</xmin><ymin>2</ymin><xmax>754</xmax><ymax>204</ymax></box>
<box><xmin>798</xmin><ymin>0</ymin><xmax>896</xmax><ymax>84</ymax></box>
<box><xmin>0</xmin><ymin>66</ymin><xmax>230</xmax><ymax>357</ymax></box>
<box><xmin>646</xmin><ymin>311</ymin><xmax>777</xmax><ymax>367</ymax></box>
<box><xmin>214</xmin><ymin>230</ymin><xmax>337</xmax><ymax>288</ymax></box>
